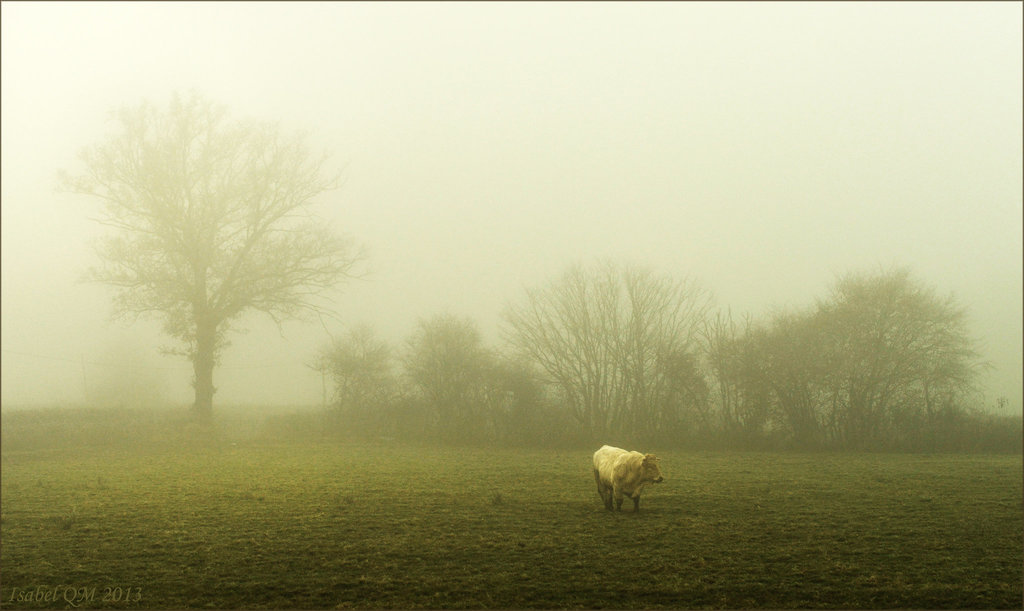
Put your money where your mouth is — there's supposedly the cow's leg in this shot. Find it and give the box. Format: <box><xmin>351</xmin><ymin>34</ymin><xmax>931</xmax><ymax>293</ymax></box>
<box><xmin>632</xmin><ymin>495</ymin><xmax>640</xmax><ymax>513</ymax></box>
<box><xmin>594</xmin><ymin>470</ymin><xmax>611</xmax><ymax>510</ymax></box>
<box><xmin>613</xmin><ymin>485</ymin><xmax>624</xmax><ymax>511</ymax></box>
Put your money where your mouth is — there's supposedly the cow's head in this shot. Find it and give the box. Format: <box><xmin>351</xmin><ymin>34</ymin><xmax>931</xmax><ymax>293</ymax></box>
<box><xmin>642</xmin><ymin>454</ymin><xmax>664</xmax><ymax>484</ymax></box>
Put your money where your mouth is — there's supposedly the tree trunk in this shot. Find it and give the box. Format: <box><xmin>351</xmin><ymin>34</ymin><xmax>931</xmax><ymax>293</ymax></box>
<box><xmin>193</xmin><ymin>318</ymin><xmax>217</xmax><ymax>421</ymax></box>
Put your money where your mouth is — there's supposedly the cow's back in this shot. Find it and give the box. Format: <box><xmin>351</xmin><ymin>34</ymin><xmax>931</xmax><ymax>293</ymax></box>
<box><xmin>593</xmin><ymin>445</ymin><xmax>627</xmax><ymax>479</ymax></box>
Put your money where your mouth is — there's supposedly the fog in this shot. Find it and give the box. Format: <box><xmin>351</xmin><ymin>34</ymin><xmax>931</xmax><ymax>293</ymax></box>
<box><xmin>1</xmin><ymin>2</ymin><xmax>1021</xmax><ymax>414</ymax></box>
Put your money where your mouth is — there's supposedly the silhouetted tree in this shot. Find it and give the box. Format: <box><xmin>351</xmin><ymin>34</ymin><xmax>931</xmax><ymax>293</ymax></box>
<box><xmin>61</xmin><ymin>92</ymin><xmax>362</xmax><ymax>419</ymax></box>
<box><xmin>404</xmin><ymin>314</ymin><xmax>493</xmax><ymax>442</ymax></box>
<box><xmin>478</xmin><ymin>356</ymin><xmax>556</xmax><ymax>446</ymax></box>
<box><xmin>759</xmin><ymin>309</ymin><xmax>831</xmax><ymax>448</ymax></box>
<box><xmin>703</xmin><ymin>269</ymin><xmax>987</xmax><ymax>451</ymax></box>
<box><xmin>702</xmin><ymin>310</ymin><xmax>771</xmax><ymax>444</ymax></box>
<box><xmin>815</xmin><ymin>268</ymin><xmax>985</xmax><ymax>449</ymax></box>
<box><xmin>320</xmin><ymin>325</ymin><xmax>397</xmax><ymax>435</ymax></box>
<box><xmin>503</xmin><ymin>262</ymin><xmax>711</xmax><ymax>442</ymax></box>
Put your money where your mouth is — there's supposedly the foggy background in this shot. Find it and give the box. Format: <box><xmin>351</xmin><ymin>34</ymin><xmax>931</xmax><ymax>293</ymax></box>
<box><xmin>1</xmin><ymin>2</ymin><xmax>1020</xmax><ymax>414</ymax></box>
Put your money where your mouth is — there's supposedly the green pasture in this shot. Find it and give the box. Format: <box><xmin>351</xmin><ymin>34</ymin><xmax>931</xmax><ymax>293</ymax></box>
<box><xmin>1</xmin><ymin>440</ymin><xmax>1020</xmax><ymax>609</ymax></box>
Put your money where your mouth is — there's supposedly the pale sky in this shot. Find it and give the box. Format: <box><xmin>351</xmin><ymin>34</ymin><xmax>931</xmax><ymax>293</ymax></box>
<box><xmin>2</xmin><ymin>2</ymin><xmax>1021</xmax><ymax>413</ymax></box>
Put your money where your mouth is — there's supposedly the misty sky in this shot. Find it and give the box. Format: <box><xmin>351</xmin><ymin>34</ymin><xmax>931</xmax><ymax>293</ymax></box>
<box><xmin>1</xmin><ymin>2</ymin><xmax>1021</xmax><ymax>413</ymax></box>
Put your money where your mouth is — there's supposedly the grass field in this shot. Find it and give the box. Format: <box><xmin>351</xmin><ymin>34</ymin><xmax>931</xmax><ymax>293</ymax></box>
<box><xmin>1</xmin><ymin>439</ymin><xmax>1021</xmax><ymax>609</ymax></box>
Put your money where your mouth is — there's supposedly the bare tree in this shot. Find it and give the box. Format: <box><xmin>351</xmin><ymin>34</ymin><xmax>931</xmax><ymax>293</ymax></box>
<box><xmin>321</xmin><ymin>325</ymin><xmax>396</xmax><ymax>435</ymax></box>
<box><xmin>617</xmin><ymin>266</ymin><xmax>711</xmax><ymax>440</ymax></box>
<box><xmin>502</xmin><ymin>264</ymin><xmax>622</xmax><ymax>438</ymax></box>
<box><xmin>701</xmin><ymin>269</ymin><xmax>987</xmax><ymax>451</ymax></box>
<box><xmin>404</xmin><ymin>314</ymin><xmax>493</xmax><ymax>442</ymax></box>
<box><xmin>480</xmin><ymin>356</ymin><xmax>553</xmax><ymax>446</ymax></box>
<box><xmin>702</xmin><ymin>309</ymin><xmax>771</xmax><ymax>443</ymax></box>
<box><xmin>61</xmin><ymin>92</ymin><xmax>363</xmax><ymax>419</ymax></box>
<box><xmin>815</xmin><ymin>268</ymin><xmax>986</xmax><ymax>449</ymax></box>
<box><xmin>503</xmin><ymin>262</ymin><xmax>711</xmax><ymax>442</ymax></box>
<box><xmin>758</xmin><ymin>309</ymin><xmax>831</xmax><ymax>448</ymax></box>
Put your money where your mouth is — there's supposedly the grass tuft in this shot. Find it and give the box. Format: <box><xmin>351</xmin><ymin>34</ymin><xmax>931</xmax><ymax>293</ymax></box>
<box><xmin>52</xmin><ymin>506</ymin><xmax>78</xmax><ymax>531</ymax></box>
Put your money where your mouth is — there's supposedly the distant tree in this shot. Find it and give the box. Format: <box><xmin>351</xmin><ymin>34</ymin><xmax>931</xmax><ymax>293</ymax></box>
<box><xmin>404</xmin><ymin>314</ymin><xmax>493</xmax><ymax>442</ymax></box>
<box><xmin>758</xmin><ymin>309</ymin><xmax>831</xmax><ymax>448</ymax></box>
<box><xmin>503</xmin><ymin>262</ymin><xmax>711</xmax><ymax>443</ymax></box>
<box><xmin>503</xmin><ymin>264</ymin><xmax>621</xmax><ymax>439</ymax></box>
<box><xmin>815</xmin><ymin>268</ymin><xmax>986</xmax><ymax>449</ymax></box>
<box><xmin>61</xmin><ymin>92</ymin><xmax>363</xmax><ymax>419</ymax></box>
<box><xmin>478</xmin><ymin>356</ymin><xmax>556</xmax><ymax>446</ymax></box>
<box><xmin>320</xmin><ymin>325</ymin><xmax>397</xmax><ymax>435</ymax></box>
<box><xmin>701</xmin><ymin>310</ymin><xmax>771</xmax><ymax>444</ymax></box>
<box><xmin>645</xmin><ymin>346</ymin><xmax>710</xmax><ymax>444</ymax></box>
<box><xmin>617</xmin><ymin>267</ymin><xmax>711</xmax><ymax>441</ymax></box>
<box><xmin>706</xmin><ymin>268</ymin><xmax>988</xmax><ymax>451</ymax></box>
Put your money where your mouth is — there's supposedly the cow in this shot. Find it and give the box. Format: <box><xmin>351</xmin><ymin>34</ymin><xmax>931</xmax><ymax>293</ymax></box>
<box><xmin>592</xmin><ymin>445</ymin><xmax>664</xmax><ymax>512</ymax></box>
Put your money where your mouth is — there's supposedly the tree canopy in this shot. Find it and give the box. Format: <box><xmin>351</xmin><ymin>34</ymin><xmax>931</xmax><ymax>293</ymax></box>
<box><xmin>62</xmin><ymin>92</ymin><xmax>363</xmax><ymax>417</ymax></box>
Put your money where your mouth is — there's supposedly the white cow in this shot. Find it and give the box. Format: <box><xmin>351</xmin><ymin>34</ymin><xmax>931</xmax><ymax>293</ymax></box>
<box><xmin>592</xmin><ymin>445</ymin><xmax>664</xmax><ymax>512</ymax></box>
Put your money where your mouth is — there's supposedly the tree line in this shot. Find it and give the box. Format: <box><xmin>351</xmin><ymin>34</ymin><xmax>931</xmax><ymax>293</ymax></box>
<box><xmin>317</xmin><ymin>262</ymin><xmax>1014</xmax><ymax>452</ymax></box>
<box><xmin>64</xmin><ymin>93</ymin><xmax>1016</xmax><ymax>452</ymax></box>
